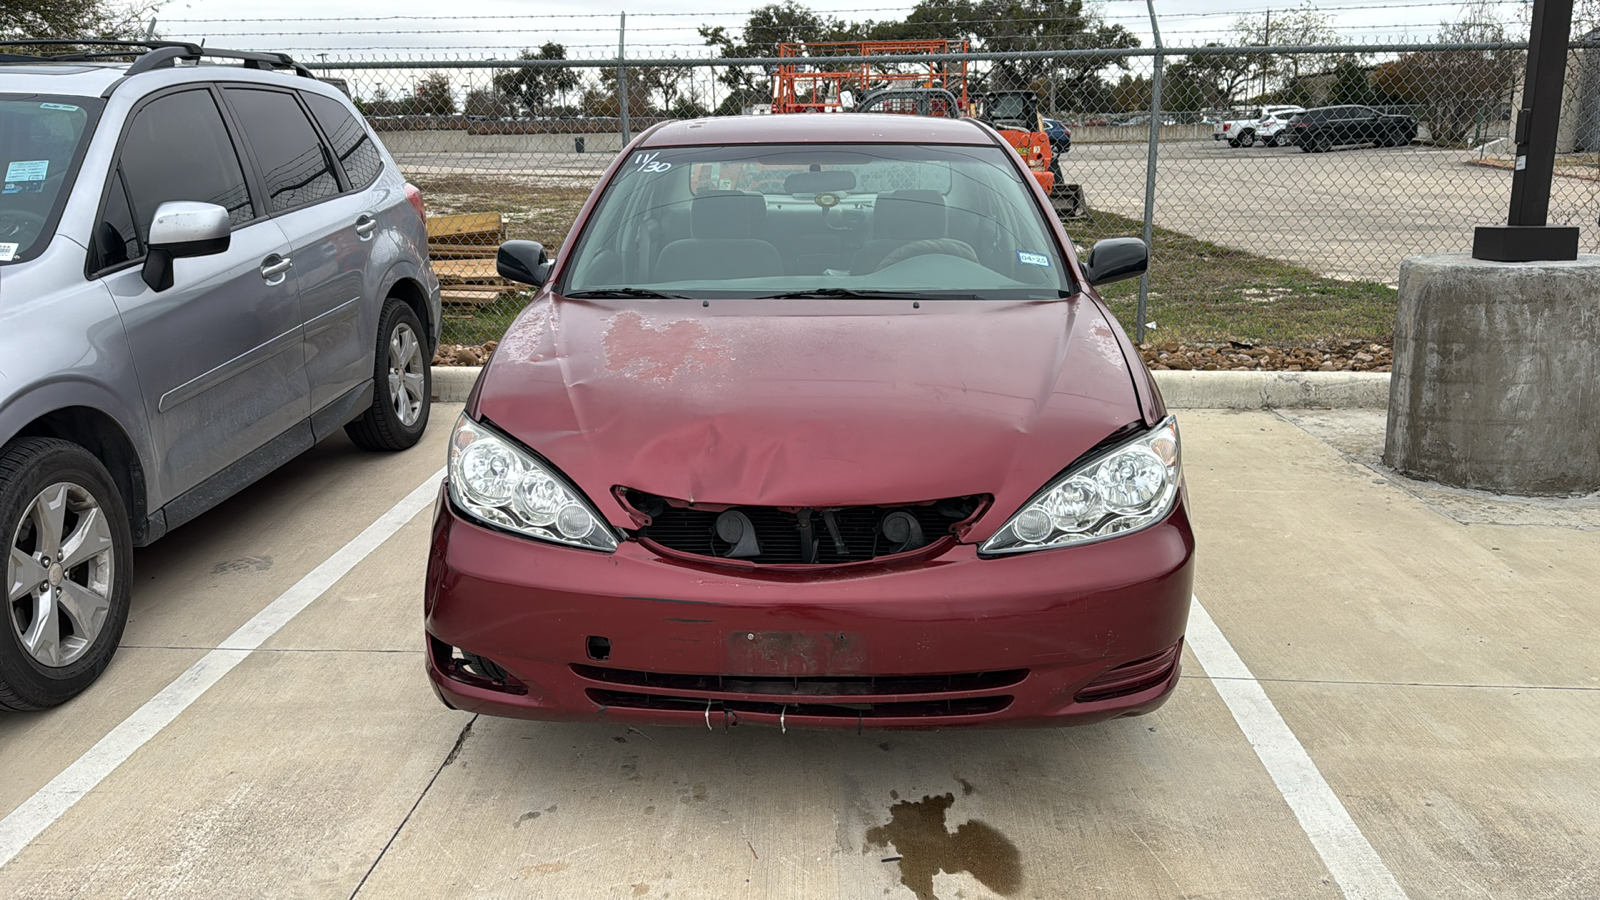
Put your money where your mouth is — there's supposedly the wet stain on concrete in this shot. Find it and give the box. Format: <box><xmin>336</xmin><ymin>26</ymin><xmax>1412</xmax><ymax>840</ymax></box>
<box><xmin>632</xmin><ymin>884</ymin><xmax>650</xmax><ymax>897</ymax></box>
<box><xmin>516</xmin><ymin>811</ymin><xmax>541</xmax><ymax>827</ymax></box>
<box><xmin>211</xmin><ymin>555</ymin><xmax>273</xmax><ymax>574</ymax></box>
<box><xmin>956</xmin><ymin>777</ymin><xmax>975</xmax><ymax>797</ymax></box>
<box><xmin>865</xmin><ymin>793</ymin><xmax>1022</xmax><ymax>900</ymax></box>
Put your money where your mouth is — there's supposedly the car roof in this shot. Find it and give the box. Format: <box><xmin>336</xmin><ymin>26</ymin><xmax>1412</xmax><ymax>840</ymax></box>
<box><xmin>0</xmin><ymin>62</ymin><xmax>127</xmax><ymax>97</ymax></box>
<box><xmin>641</xmin><ymin>113</ymin><xmax>994</xmax><ymax>147</ymax></box>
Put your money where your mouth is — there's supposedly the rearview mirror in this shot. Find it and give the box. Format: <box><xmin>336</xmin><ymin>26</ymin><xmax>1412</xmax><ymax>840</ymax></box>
<box><xmin>783</xmin><ymin>170</ymin><xmax>857</xmax><ymax>195</ymax></box>
<box><xmin>1082</xmin><ymin>237</ymin><xmax>1148</xmax><ymax>287</ymax></box>
<box><xmin>496</xmin><ymin>240</ymin><xmax>551</xmax><ymax>287</ymax></box>
<box><xmin>142</xmin><ymin>201</ymin><xmax>231</xmax><ymax>292</ymax></box>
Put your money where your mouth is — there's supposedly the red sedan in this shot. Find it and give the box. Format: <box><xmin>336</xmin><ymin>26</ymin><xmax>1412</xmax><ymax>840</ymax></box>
<box><xmin>425</xmin><ymin>114</ymin><xmax>1193</xmax><ymax>730</ymax></box>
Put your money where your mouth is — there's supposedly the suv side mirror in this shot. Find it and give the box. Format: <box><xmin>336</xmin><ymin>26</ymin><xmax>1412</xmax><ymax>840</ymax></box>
<box><xmin>497</xmin><ymin>240</ymin><xmax>552</xmax><ymax>287</ymax></box>
<box><xmin>1082</xmin><ymin>237</ymin><xmax>1148</xmax><ymax>287</ymax></box>
<box><xmin>142</xmin><ymin>201</ymin><xmax>231</xmax><ymax>292</ymax></box>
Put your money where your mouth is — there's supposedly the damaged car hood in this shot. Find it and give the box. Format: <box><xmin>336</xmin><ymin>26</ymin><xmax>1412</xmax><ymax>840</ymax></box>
<box><xmin>473</xmin><ymin>297</ymin><xmax>1142</xmax><ymax>537</ymax></box>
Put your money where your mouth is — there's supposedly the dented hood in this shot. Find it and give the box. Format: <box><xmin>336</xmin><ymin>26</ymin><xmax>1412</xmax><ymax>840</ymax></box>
<box><xmin>473</xmin><ymin>297</ymin><xmax>1142</xmax><ymax>537</ymax></box>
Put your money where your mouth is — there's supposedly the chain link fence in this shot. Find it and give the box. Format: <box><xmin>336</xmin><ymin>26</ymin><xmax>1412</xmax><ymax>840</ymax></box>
<box><xmin>213</xmin><ymin>39</ymin><xmax>1600</xmax><ymax>346</ymax></box>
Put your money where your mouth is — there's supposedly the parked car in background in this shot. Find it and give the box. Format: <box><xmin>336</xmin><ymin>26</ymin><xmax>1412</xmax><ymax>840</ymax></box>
<box><xmin>1042</xmin><ymin>117</ymin><xmax>1072</xmax><ymax>157</ymax></box>
<box><xmin>0</xmin><ymin>40</ymin><xmax>441</xmax><ymax>710</ymax></box>
<box><xmin>1285</xmin><ymin>105</ymin><xmax>1419</xmax><ymax>152</ymax></box>
<box><xmin>1213</xmin><ymin>105</ymin><xmax>1305</xmax><ymax>147</ymax></box>
<box><xmin>425</xmin><ymin>114</ymin><xmax>1193</xmax><ymax>730</ymax></box>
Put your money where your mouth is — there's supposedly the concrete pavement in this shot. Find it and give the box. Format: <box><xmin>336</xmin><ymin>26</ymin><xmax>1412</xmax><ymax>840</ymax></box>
<box><xmin>0</xmin><ymin>408</ymin><xmax>1595</xmax><ymax>899</ymax></box>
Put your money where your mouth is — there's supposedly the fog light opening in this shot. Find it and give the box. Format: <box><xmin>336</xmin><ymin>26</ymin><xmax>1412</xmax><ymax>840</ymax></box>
<box><xmin>430</xmin><ymin>636</ymin><xmax>528</xmax><ymax>695</ymax></box>
<box><xmin>587</xmin><ymin>635</ymin><xmax>612</xmax><ymax>661</ymax></box>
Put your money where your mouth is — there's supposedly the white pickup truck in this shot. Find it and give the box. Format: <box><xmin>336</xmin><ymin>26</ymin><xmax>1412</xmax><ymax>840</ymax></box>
<box><xmin>1213</xmin><ymin>105</ymin><xmax>1306</xmax><ymax>147</ymax></box>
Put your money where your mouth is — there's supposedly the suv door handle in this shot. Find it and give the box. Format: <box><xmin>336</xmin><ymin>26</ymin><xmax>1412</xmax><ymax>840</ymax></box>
<box><xmin>354</xmin><ymin>214</ymin><xmax>378</xmax><ymax>239</ymax></box>
<box><xmin>261</xmin><ymin>254</ymin><xmax>293</xmax><ymax>285</ymax></box>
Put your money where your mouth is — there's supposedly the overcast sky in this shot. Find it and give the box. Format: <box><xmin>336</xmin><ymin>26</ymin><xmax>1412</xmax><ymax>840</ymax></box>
<box><xmin>152</xmin><ymin>0</ymin><xmax>1528</xmax><ymax>60</ymax></box>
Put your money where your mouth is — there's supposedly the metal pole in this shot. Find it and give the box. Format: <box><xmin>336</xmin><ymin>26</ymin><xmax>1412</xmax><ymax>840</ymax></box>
<box><xmin>1510</xmin><ymin>0</ymin><xmax>1572</xmax><ymax>226</ymax></box>
<box><xmin>618</xmin><ymin>12</ymin><xmax>631</xmax><ymax>144</ymax></box>
<box><xmin>1135</xmin><ymin>0</ymin><xmax>1163</xmax><ymax>344</ymax></box>
<box><xmin>1471</xmin><ymin>0</ymin><xmax>1579</xmax><ymax>260</ymax></box>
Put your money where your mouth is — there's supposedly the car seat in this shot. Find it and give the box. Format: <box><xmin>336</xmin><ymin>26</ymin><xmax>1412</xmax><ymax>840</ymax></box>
<box><xmin>653</xmin><ymin>191</ymin><xmax>784</xmax><ymax>283</ymax></box>
<box><xmin>852</xmin><ymin>190</ymin><xmax>946</xmax><ymax>273</ymax></box>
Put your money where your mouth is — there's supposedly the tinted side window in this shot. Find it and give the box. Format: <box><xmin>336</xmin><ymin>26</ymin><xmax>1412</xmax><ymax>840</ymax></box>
<box><xmin>93</xmin><ymin>168</ymin><xmax>142</xmax><ymax>270</ymax></box>
<box><xmin>303</xmin><ymin>92</ymin><xmax>383</xmax><ymax>190</ymax></box>
<box><xmin>223</xmin><ymin>88</ymin><xmax>340</xmax><ymax>212</ymax></box>
<box><xmin>119</xmin><ymin>89</ymin><xmax>253</xmax><ymax>239</ymax></box>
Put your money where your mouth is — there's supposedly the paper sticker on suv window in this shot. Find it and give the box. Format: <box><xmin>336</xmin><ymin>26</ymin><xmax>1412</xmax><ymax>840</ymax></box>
<box><xmin>1017</xmin><ymin>251</ymin><xmax>1050</xmax><ymax>267</ymax></box>
<box><xmin>4</xmin><ymin>160</ymin><xmax>48</xmax><ymax>182</ymax></box>
<box><xmin>0</xmin><ymin>243</ymin><xmax>17</xmax><ymax>262</ymax></box>
<box><xmin>40</xmin><ymin>103</ymin><xmax>81</xmax><ymax>112</ymax></box>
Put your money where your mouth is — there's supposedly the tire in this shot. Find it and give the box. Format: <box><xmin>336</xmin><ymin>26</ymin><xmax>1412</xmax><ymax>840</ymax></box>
<box><xmin>345</xmin><ymin>298</ymin><xmax>431</xmax><ymax>452</ymax></box>
<box><xmin>1264</xmin><ymin>134</ymin><xmax>1280</xmax><ymax>148</ymax></box>
<box><xmin>1227</xmin><ymin>138</ymin><xmax>1241</xmax><ymax>148</ymax></box>
<box><xmin>0</xmin><ymin>438</ymin><xmax>133</xmax><ymax>711</ymax></box>
<box><xmin>1238</xmin><ymin>130</ymin><xmax>1256</xmax><ymax>148</ymax></box>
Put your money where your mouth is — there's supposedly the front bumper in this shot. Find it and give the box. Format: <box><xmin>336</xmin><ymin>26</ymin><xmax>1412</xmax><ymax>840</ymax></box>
<box><xmin>425</xmin><ymin>485</ymin><xmax>1195</xmax><ymax>730</ymax></box>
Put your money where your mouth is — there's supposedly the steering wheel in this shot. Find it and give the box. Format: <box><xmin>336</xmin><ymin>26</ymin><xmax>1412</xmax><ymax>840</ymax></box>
<box><xmin>0</xmin><ymin>208</ymin><xmax>47</xmax><ymax>247</ymax></box>
<box><xmin>874</xmin><ymin>238</ymin><xmax>981</xmax><ymax>271</ymax></box>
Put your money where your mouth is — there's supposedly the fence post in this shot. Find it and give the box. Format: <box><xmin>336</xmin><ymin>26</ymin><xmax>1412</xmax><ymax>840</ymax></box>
<box><xmin>618</xmin><ymin>11</ymin><xmax>631</xmax><ymax>144</ymax></box>
<box><xmin>1136</xmin><ymin>1</ymin><xmax>1164</xmax><ymax>344</ymax></box>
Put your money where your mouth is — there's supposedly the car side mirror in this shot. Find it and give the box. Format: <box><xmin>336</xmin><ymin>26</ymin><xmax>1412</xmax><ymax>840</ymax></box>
<box><xmin>142</xmin><ymin>201</ymin><xmax>231</xmax><ymax>292</ymax></box>
<box><xmin>497</xmin><ymin>240</ymin><xmax>552</xmax><ymax>287</ymax></box>
<box><xmin>1082</xmin><ymin>237</ymin><xmax>1148</xmax><ymax>287</ymax></box>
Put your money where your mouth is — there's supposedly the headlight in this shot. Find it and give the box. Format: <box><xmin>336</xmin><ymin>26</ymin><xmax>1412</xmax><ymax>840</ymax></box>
<box><xmin>447</xmin><ymin>414</ymin><xmax>618</xmax><ymax>552</ymax></box>
<box><xmin>980</xmin><ymin>417</ymin><xmax>1181</xmax><ymax>555</ymax></box>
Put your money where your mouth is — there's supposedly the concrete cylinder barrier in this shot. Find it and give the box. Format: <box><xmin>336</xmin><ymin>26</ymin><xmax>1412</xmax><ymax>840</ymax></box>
<box><xmin>1385</xmin><ymin>253</ymin><xmax>1600</xmax><ymax>495</ymax></box>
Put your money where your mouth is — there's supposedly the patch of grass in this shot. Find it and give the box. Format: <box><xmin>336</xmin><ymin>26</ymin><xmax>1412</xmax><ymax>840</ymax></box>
<box><xmin>416</xmin><ymin>178</ymin><xmax>1399</xmax><ymax>348</ymax></box>
<box><xmin>1077</xmin><ymin>210</ymin><xmax>1399</xmax><ymax>345</ymax></box>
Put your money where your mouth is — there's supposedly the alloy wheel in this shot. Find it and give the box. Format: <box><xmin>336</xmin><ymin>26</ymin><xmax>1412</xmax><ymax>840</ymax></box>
<box><xmin>7</xmin><ymin>482</ymin><xmax>115</xmax><ymax>668</ymax></box>
<box><xmin>388</xmin><ymin>321</ymin><xmax>426</xmax><ymax>427</ymax></box>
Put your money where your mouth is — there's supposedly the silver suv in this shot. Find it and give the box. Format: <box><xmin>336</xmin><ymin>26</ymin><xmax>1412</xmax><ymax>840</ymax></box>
<box><xmin>0</xmin><ymin>41</ymin><xmax>441</xmax><ymax>709</ymax></box>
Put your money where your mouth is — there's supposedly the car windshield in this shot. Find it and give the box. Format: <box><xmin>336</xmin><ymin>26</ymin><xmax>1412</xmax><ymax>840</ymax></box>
<box><xmin>0</xmin><ymin>96</ymin><xmax>97</xmax><ymax>264</ymax></box>
<box><xmin>560</xmin><ymin>142</ymin><xmax>1073</xmax><ymax>299</ymax></box>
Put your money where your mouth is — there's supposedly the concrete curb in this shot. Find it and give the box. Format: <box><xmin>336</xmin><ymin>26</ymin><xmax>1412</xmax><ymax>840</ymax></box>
<box><xmin>1151</xmin><ymin>370</ymin><xmax>1390</xmax><ymax>409</ymax></box>
<box><xmin>431</xmin><ymin>366</ymin><xmax>1391</xmax><ymax>409</ymax></box>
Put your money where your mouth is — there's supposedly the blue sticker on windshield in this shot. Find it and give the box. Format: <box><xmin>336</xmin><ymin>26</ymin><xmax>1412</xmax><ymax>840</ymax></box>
<box><xmin>1017</xmin><ymin>250</ymin><xmax>1050</xmax><ymax>267</ymax></box>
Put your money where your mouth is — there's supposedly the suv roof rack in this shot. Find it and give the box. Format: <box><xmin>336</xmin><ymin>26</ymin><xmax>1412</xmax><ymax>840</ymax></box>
<box><xmin>0</xmin><ymin>39</ymin><xmax>317</xmax><ymax>83</ymax></box>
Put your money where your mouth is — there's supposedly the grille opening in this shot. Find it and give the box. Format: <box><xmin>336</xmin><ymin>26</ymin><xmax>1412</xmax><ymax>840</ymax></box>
<box><xmin>1074</xmin><ymin>643</ymin><xmax>1181</xmax><ymax>704</ymax></box>
<box><xmin>572</xmin><ymin>665</ymin><xmax>1027</xmax><ymax>697</ymax></box>
<box><xmin>622</xmin><ymin>489</ymin><xmax>987</xmax><ymax>565</ymax></box>
<box><xmin>586</xmin><ymin>635</ymin><xmax>612</xmax><ymax>661</ymax></box>
<box><xmin>587</xmin><ymin>689</ymin><xmax>1011</xmax><ymax>719</ymax></box>
<box><xmin>430</xmin><ymin>636</ymin><xmax>529</xmax><ymax>695</ymax></box>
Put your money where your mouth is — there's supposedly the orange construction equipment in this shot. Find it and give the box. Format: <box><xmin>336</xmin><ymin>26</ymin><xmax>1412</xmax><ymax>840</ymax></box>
<box><xmin>771</xmin><ymin>40</ymin><xmax>968</xmax><ymax>115</ymax></box>
<box><xmin>973</xmin><ymin>90</ymin><xmax>1055</xmax><ymax>194</ymax></box>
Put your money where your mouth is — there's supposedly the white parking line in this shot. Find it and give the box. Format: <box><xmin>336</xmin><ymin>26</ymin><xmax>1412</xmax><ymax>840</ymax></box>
<box><xmin>0</xmin><ymin>468</ymin><xmax>446</xmax><ymax>871</ymax></box>
<box><xmin>1187</xmin><ymin>595</ymin><xmax>1409</xmax><ymax>900</ymax></box>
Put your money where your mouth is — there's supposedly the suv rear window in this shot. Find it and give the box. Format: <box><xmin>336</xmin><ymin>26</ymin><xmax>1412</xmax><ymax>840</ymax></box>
<box><xmin>0</xmin><ymin>96</ymin><xmax>98</xmax><ymax>264</ymax></box>
<box><xmin>223</xmin><ymin>88</ymin><xmax>340</xmax><ymax>213</ymax></box>
<box><xmin>302</xmin><ymin>92</ymin><xmax>383</xmax><ymax>190</ymax></box>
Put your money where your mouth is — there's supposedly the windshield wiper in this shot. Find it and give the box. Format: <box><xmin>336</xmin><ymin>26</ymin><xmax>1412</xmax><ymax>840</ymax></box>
<box><xmin>757</xmin><ymin>288</ymin><xmax>977</xmax><ymax>300</ymax></box>
<box><xmin>563</xmin><ymin>288</ymin><xmax>692</xmax><ymax>299</ymax></box>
